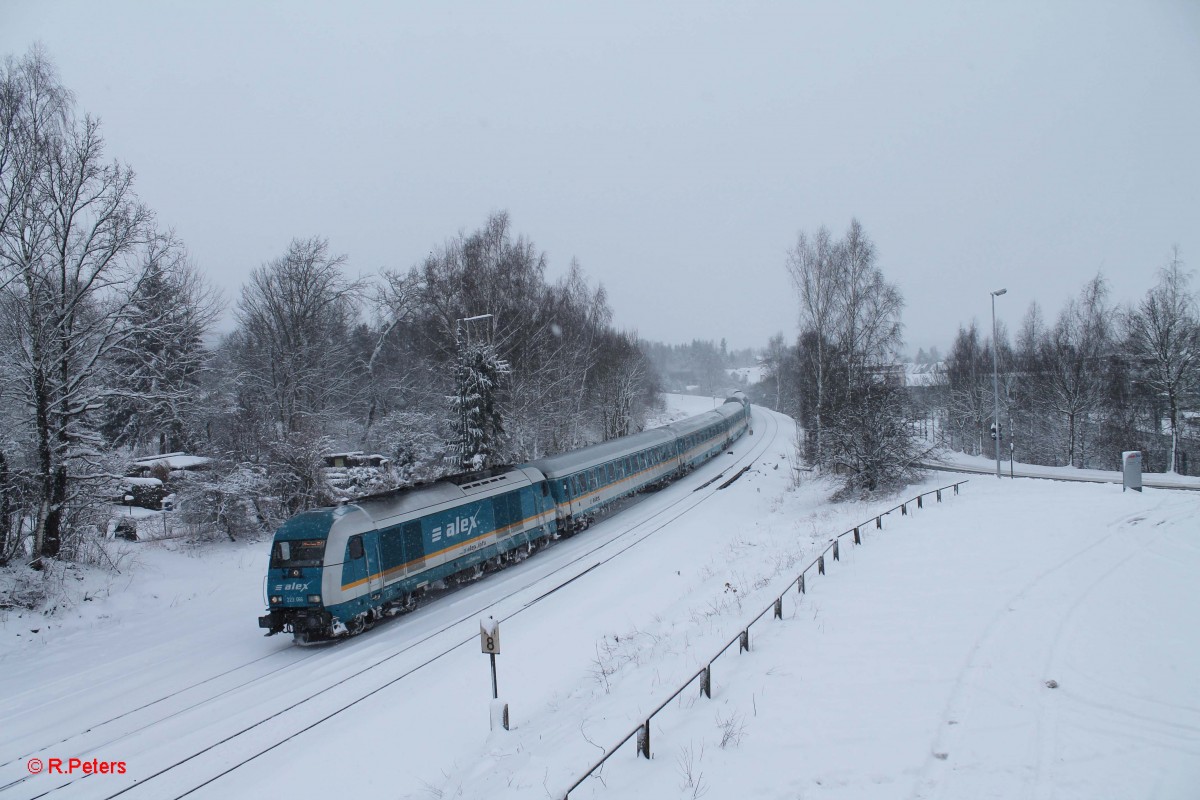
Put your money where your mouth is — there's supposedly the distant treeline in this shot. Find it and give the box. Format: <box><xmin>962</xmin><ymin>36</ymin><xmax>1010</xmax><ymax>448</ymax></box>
<box><xmin>937</xmin><ymin>261</ymin><xmax>1198</xmax><ymax>474</ymax></box>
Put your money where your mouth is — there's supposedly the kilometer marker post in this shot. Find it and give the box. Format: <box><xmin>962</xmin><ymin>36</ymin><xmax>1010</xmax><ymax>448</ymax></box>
<box><xmin>481</xmin><ymin>615</ymin><xmax>508</xmax><ymax>730</ymax></box>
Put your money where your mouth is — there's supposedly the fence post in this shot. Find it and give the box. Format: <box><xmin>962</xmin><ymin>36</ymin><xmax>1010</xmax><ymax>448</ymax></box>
<box><xmin>818</xmin><ymin>555</ymin><xmax>825</xmax><ymax>575</ymax></box>
<box><xmin>937</xmin><ymin>489</ymin><xmax>942</xmax><ymax>502</ymax></box>
<box><xmin>701</xmin><ymin>665</ymin><xmax>712</xmax><ymax>699</ymax></box>
<box><xmin>853</xmin><ymin>527</ymin><xmax>860</xmax><ymax>545</ymax></box>
<box><xmin>774</xmin><ymin>596</ymin><xmax>783</xmax><ymax>619</ymax></box>
<box><xmin>917</xmin><ymin>494</ymin><xmax>924</xmax><ymax>509</ymax></box>
<box><xmin>876</xmin><ymin>515</ymin><xmax>882</xmax><ymax>529</ymax></box>
<box><xmin>637</xmin><ymin>722</ymin><xmax>650</xmax><ymax>759</ymax></box>
<box><xmin>798</xmin><ymin>574</ymin><xmax>805</xmax><ymax>594</ymax></box>
<box><xmin>901</xmin><ymin>503</ymin><xmax>908</xmax><ymax>516</ymax></box>
<box><xmin>739</xmin><ymin>629</ymin><xmax>750</xmax><ymax>653</ymax></box>
<box><xmin>832</xmin><ymin>539</ymin><xmax>840</xmax><ymax>561</ymax></box>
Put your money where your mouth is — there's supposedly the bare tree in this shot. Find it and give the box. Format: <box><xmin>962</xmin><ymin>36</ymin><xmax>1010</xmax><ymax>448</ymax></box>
<box><xmin>1033</xmin><ymin>274</ymin><xmax>1112</xmax><ymax>467</ymax></box>
<box><xmin>761</xmin><ymin>332</ymin><xmax>789</xmax><ymax>412</ymax></box>
<box><xmin>590</xmin><ymin>330</ymin><xmax>657</xmax><ymax>440</ymax></box>
<box><xmin>0</xmin><ymin>49</ymin><xmax>164</xmax><ymax>561</ymax></box>
<box><xmin>945</xmin><ymin>323</ymin><xmax>991</xmax><ymax>455</ymax></box>
<box><xmin>785</xmin><ymin>219</ymin><xmax>918</xmax><ymax>493</ymax></box>
<box><xmin>359</xmin><ymin>266</ymin><xmax>420</xmax><ymax>445</ymax></box>
<box><xmin>231</xmin><ymin>237</ymin><xmax>363</xmax><ymax>437</ymax></box>
<box><xmin>1124</xmin><ymin>248</ymin><xmax>1198</xmax><ymax>472</ymax></box>
<box><xmin>785</xmin><ymin>225</ymin><xmax>839</xmax><ymax>463</ymax></box>
<box><xmin>836</xmin><ymin>219</ymin><xmax>904</xmax><ymax>385</ymax></box>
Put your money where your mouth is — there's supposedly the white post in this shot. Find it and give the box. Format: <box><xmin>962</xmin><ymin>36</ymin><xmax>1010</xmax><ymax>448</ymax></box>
<box><xmin>480</xmin><ymin>615</ymin><xmax>508</xmax><ymax>730</ymax></box>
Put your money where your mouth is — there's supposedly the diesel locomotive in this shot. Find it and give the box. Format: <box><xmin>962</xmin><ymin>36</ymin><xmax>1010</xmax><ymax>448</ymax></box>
<box><xmin>259</xmin><ymin>392</ymin><xmax>751</xmax><ymax>643</ymax></box>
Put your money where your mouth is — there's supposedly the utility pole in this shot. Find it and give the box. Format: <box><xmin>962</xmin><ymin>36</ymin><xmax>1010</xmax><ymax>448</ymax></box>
<box><xmin>991</xmin><ymin>288</ymin><xmax>1007</xmax><ymax>478</ymax></box>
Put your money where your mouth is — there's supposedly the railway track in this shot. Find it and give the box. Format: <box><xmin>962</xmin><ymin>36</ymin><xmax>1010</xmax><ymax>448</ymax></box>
<box><xmin>2</xmin><ymin>407</ymin><xmax>783</xmax><ymax>800</ymax></box>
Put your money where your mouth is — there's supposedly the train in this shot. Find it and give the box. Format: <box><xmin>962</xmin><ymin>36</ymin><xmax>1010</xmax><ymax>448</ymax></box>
<box><xmin>258</xmin><ymin>392</ymin><xmax>752</xmax><ymax>643</ymax></box>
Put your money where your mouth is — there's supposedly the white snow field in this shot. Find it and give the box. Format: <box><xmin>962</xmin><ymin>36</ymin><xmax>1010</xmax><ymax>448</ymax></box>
<box><xmin>0</xmin><ymin>398</ymin><xmax>1196</xmax><ymax>800</ymax></box>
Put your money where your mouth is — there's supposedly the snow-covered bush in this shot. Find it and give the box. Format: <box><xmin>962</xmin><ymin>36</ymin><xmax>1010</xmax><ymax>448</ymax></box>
<box><xmin>176</xmin><ymin>461</ymin><xmax>273</xmax><ymax>542</ymax></box>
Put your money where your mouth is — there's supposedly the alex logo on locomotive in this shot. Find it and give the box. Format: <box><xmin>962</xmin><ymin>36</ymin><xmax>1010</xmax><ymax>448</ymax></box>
<box><xmin>431</xmin><ymin>511</ymin><xmax>480</xmax><ymax>543</ymax></box>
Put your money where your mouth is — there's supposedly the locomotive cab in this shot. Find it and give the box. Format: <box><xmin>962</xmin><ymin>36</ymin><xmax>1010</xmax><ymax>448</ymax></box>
<box><xmin>258</xmin><ymin>510</ymin><xmax>334</xmax><ymax>637</ymax></box>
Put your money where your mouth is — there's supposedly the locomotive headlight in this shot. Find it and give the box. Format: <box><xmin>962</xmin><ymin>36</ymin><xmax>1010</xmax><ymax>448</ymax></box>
<box><xmin>307</xmin><ymin>594</ymin><xmax>321</xmax><ymax>605</ymax></box>
<box><xmin>270</xmin><ymin>595</ymin><xmax>282</xmax><ymax>604</ymax></box>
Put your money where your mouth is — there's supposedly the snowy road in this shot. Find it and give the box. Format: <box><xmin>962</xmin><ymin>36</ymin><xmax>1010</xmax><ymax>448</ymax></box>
<box><xmin>921</xmin><ymin>452</ymin><xmax>1200</xmax><ymax>491</ymax></box>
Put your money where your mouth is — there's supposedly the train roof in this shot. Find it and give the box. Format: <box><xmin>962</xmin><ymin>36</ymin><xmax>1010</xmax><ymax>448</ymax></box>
<box><xmin>525</xmin><ymin>426</ymin><xmax>676</xmax><ymax>478</ymax></box>
<box><xmin>272</xmin><ymin>465</ymin><xmax>546</xmax><ymax>540</ymax></box>
<box><xmin>356</xmin><ymin>466</ymin><xmax>546</xmax><ymax>524</ymax></box>
<box><xmin>660</xmin><ymin>402</ymin><xmax>743</xmax><ymax>438</ymax></box>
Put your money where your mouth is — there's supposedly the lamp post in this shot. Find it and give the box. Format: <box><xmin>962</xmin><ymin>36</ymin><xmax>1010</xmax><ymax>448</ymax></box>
<box><xmin>990</xmin><ymin>288</ymin><xmax>1007</xmax><ymax>478</ymax></box>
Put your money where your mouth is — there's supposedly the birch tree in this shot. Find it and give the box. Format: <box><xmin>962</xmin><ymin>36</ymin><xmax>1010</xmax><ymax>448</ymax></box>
<box><xmin>785</xmin><ymin>225</ymin><xmax>838</xmax><ymax>463</ymax></box>
<box><xmin>785</xmin><ymin>219</ymin><xmax>918</xmax><ymax>492</ymax></box>
<box><xmin>1035</xmin><ymin>274</ymin><xmax>1112</xmax><ymax>467</ymax></box>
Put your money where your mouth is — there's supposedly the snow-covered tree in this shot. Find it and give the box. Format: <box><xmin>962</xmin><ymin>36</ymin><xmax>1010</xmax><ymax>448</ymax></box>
<box><xmin>98</xmin><ymin>232</ymin><xmax>221</xmax><ymax>454</ymax></box>
<box><xmin>1124</xmin><ymin>248</ymin><xmax>1198</xmax><ymax>473</ymax></box>
<box><xmin>0</xmin><ymin>49</ymin><xmax>171</xmax><ymax>561</ymax></box>
<box><xmin>450</xmin><ymin>339</ymin><xmax>509</xmax><ymax>470</ymax></box>
<box><xmin>785</xmin><ymin>219</ymin><xmax>919</xmax><ymax>493</ymax></box>
<box><xmin>230</xmin><ymin>236</ymin><xmax>363</xmax><ymax>438</ymax></box>
<box><xmin>1031</xmin><ymin>274</ymin><xmax>1113</xmax><ymax>467</ymax></box>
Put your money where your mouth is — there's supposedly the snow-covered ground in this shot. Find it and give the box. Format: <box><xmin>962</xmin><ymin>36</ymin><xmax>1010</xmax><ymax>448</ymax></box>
<box><xmin>1</xmin><ymin>397</ymin><xmax>1196</xmax><ymax>800</ymax></box>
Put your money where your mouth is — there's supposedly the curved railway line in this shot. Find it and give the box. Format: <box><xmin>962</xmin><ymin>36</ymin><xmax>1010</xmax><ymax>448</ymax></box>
<box><xmin>2</xmin><ymin>406</ymin><xmax>782</xmax><ymax>800</ymax></box>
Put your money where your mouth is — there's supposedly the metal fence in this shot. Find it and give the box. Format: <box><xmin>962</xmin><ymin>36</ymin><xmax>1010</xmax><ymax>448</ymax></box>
<box><xmin>561</xmin><ymin>479</ymin><xmax>970</xmax><ymax>799</ymax></box>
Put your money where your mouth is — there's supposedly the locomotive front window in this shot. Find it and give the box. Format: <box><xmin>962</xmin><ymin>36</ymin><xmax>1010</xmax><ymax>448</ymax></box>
<box><xmin>271</xmin><ymin>539</ymin><xmax>325</xmax><ymax>568</ymax></box>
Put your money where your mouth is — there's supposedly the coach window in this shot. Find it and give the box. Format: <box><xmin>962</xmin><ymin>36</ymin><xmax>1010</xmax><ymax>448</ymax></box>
<box><xmin>348</xmin><ymin>535</ymin><xmax>364</xmax><ymax>560</ymax></box>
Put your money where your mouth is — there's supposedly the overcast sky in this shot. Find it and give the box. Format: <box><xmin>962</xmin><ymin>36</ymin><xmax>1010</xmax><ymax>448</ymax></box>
<box><xmin>3</xmin><ymin>1</ymin><xmax>1198</xmax><ymax>353</ymax></box>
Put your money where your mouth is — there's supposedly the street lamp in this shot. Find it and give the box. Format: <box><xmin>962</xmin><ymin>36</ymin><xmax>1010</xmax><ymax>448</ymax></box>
<box><xmin>991</xmin><ymin>288</ymin><xmax>1007</xmax><ymax>478</ymax></box>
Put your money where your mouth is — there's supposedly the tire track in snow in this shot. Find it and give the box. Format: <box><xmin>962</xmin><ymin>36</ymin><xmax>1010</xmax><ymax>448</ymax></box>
<box><xmin>908</xmin><ymin>503</ymin><xmax>1172</xmax><ymax>800</ymax></box>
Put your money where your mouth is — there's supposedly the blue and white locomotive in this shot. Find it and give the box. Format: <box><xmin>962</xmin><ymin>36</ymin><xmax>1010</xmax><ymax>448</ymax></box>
<box><xmin>259</xmin><ymin>393</ymin><xmax>751</xmax><ymax>642</ymax></box>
